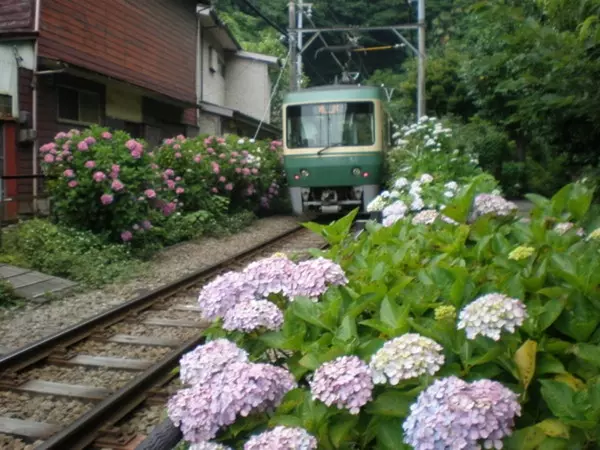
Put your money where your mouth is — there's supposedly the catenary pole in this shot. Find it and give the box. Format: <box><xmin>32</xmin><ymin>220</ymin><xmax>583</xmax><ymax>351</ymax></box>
<box><xmin>289</xmin><ymin>0</ymin><xmax>297</xmax><ymax>91</ymax></box>
<box><xmin>417</xmin><ymin>0</ymin><xmax>426</xmax><ymax>120</ymax></box>
<box><xmin>297</xmin><ymin>0</ymin><xmax>303</xmax><ymax>89</ymax></box>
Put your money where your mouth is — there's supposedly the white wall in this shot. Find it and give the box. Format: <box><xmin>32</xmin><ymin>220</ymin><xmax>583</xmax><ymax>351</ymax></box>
<box><xmin>225</xmin><ymin>55</ymin><xmax>272</xmax><ymax>124</ymax></box>
<box><xmin>201</xmin><ymin>33</ymin><xmax>226</xmax><ymax>107</ymax></box>
<box><xmin>0</xmin><ymin>41</ymin><xmax>35</xmax><ymax>117</ymax></box>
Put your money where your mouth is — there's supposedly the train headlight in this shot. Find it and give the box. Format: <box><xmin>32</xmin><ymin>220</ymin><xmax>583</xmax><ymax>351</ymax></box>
<box><xmin>352</xmin><ymin>167</ymin><xmax>361</xmax><ymax>176</ymax></box>
<box><xmin>300</xmin><ymin>169</ymin><xmax>310</xmax><ymax>177</ymax></box>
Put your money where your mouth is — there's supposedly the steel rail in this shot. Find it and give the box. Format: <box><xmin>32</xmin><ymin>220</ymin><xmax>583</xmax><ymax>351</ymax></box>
<box><xmin>0</xmin><ymin>223</ymin><xmax>322</xmax><ymax>449</ymax></box>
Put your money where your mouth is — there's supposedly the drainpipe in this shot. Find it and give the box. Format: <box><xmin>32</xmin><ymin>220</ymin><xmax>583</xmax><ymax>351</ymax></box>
<box><xmin>32</xmin><ymin>0</ymin><xmax>41</xmax><ymax>214</ymax></box>
<box><xmin>196</xmin><ymin>15</ymin><xmax>202</xmax><ymax>132</ymax></box>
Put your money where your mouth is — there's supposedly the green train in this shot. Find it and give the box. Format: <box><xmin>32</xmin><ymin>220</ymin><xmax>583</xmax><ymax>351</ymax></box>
<box><xmin>282</xmin><ymin>84</ymin><xmax>391</xmax><ymax>215</ymax></box>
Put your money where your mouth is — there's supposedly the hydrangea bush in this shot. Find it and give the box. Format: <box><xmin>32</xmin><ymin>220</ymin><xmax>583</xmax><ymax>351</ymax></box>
<box><xmin>167</xmin><ymin>176</ymin><xmax>600</xmax><ymax>449</ymax></box>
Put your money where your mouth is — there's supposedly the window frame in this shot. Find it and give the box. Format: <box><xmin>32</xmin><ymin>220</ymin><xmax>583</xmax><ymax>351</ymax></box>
<box><xmin>56</xmin><ymin>85</ymin><xmax>102</xmax><ymax>126</ymax></box>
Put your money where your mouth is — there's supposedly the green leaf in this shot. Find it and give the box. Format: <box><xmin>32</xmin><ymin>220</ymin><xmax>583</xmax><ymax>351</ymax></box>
<box><xmin>537</xmin><ymin>298</ymin><xmax>565</xmax><ymax>332</ymax></box>
<box><xmin>540</xmin><ymin>380</ymin><xmax>581</xmax><ymax>420</ymax></box>
<box><xmin>366</xmin><ymin>391</ymin><xmax>413</xmax><ymax>418</ymax></box>
<box><xmin>376</xmin><ymin>418</ymin><xmax>410</xmax><ymax>450</ymax></box>
<box><xmin>298</xmin><ymin>352</ymin><xmax>321</xmax><ymax>370</ymax></box>
<box><xmin>515</xmin><ymin>340</ymin><xmax>537</xmax><ymax>390</ymax></box>
<box><xmin>290</xmin><ymin>298</ymin><xmax>332</xmax><ymax>330</ymax></box>
<box><xmin>571</xmin><ymin>343</ymin><xmax>600</xmax><ymax>369</ymax></box>
<box><xmin>269</xmin><ymin>414</ymin><xmax>304</xmax><ymax>428</ymax></box>
<box><xmin>504</xmin><ymin>425</ymin><xmax>548</xmax><ymax>450</ymax></box>
<box><xmin>567</xmin><ymin>183</ymin><xmax>593</xmax><ymax>220</ymax></box>
<box><xmin>329</xmin><ymin>415</ymin><xmax>359</xmax><ymax>448</ymax></box>
<box><xmin>380</xmin><ymin>297</ymin><xmax>409</xmax><ymax>332</ymax></box>
<box><xmin>360</xmin><ymin>319</ymin><xmax>393</xmax><ymax>335</ymax></box>
<box><xmin>336</xmin><ymin>315</ymin><xmax>358</xmax><ymax>343</ymax></box>
<box><xmin>536</xmin><ymin>353</ymin><xmax>566</xmax><ymax>376</ymax></box>
<box><xmin>536</xmin><ymin>419</ymin><xmax>570</xmax><ymax>439</ymax></box>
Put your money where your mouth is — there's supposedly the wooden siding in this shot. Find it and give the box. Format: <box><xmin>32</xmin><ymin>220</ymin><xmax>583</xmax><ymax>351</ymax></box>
<box><xmin>0</xmin><ymin>0</ymin><xmax>34</xmax><ymax>33</ymax></box>
<box><xmin>16</xmin><ymin>68</ymin><xmax>33</xmax><ymax>199</ymax></box>
<box><xmin>38</xmin><ymin>0</ymin><xmax>197</xmax><ymax>104</ymax></box>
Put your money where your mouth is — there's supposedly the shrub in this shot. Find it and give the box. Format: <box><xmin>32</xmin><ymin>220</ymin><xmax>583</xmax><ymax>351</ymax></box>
<box><xmin>165</xmin><ymin>181</ymin><xmax>600</xmax><ymax>449</ymax></box>
<box><xmin>0</xmin><ymin>279</ymin><xmax>20</xmax><ymax>308</ymax></box>
<box><xmin>8</xmin><ymin>219</ymin><xmax>141</xmax><ymax>287</ymax></box>
<box><xmin>40</xmin><ymin>126</ymin><xmax>180</xmax><ymax>244</ymax></box>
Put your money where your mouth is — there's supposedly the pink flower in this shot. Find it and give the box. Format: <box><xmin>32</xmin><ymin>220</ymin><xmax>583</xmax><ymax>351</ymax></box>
<box><xmin>252</xmin><ymin>168</ymin><xmax>259</xmax><ymax>175</ymax></box>
<box><xmin>176</xmin><ymin>134</ymin><xmax>185</xmax><ymax>140</ymax></box>
<box><xmin>176</xmin><ymin>187</ymin><xmax>185</xmax><ymax>194</ymax></box>
<box><xmin>194</xmin><ymin>155</ymin><xmax>202</xmax><ymax>163</ymax></box>
<box><xmin>68</xmin><ymin>180</ymin><xmax>78</xmax><ymax>188</ymax></box>
<box><xmin>219</xmin><ymin>176</ymin><xmax>226</xmax><ymax>183</ymax></box>
<box><xmin>121</xmin><ymin>230</ymin><xmax>133</xmax><ymax>242</ymax></box>
<box><xmin>84</xmin><ymin>136</ymin><xmax>96</xmax><ymax>145</ymax></box>
<box><xmin>229</xmin><ymin>158</ymin><xmax>236</xmax><ymax>164</ymax></box>
<box><xmin>235</xmin><ymin>167</ymin><xmax>242</xmax><ymax>174</ymax></box>
<box><xmin>93</xmin><ymin>171</ymin><xmax>106</xmax><ymax>182</ymax></box>
<box><xmin>211</xmin><ymin>162</ymin><xmax>220</xmax><ymax>174</ymax></box>
<box><xmin>56</xmin><ymin>155</ymin><xmax>63</xmax><ymax>162</ymax></box>
<box><xmin>63</xmin><ymin>169</ymin><xmax>75</xmax><ymax>178</ymax></box>
<box><xmin>77</xmin><ymin>141</ymin><xmax>88</xmax><ymax>151</ymax></box>
<box><xmin>50</xmin><ymin>148</ymin><xmax>58</xmax><ymax>155</ymax></box>
<box><xmin>231</xmin><ymin>151</ymin><xmax>239</xmax><ymax>157</ymax></box>
<box><xmin>84</xmin><ymin>160</ymin><xmax>96</xmax><ymax>169</ymax></box>
<box><xmin>164</xmin><ymin>138</ymin><xmax>175</xmax><ymax>145</ymax></box>
<box><xmin>62</xmin><ymin>150</ymin><xmax>71</xmax><ymax>156</ymax></box>
<box><xmin>131</xmin><ymin>150</ymin><xmax>142</xmax><ymax>159</ymax></box>
<box><xmin>125</xmin><ymin>139</ymin><xmax>138</xmax><ymax>151</ymax></box>
<box><xmin>111</xmin><ymin>180</ymin><xmax>124</xmax><ymax>191</ymax></box>
<box><xmin>142</xmin><ymin>220</ymin><xmax>152</xmax><ymax>230</ymax></box>
<box><xmin>204</xmin><ymin>137</ymin><xmax>213</xmax><ymax>145</ymax></box>
<box><xmin>217</xmin><ymin>137</ymin><xmax>225</xmax><ymax>144</ymax></box>
<box><xmin>145</xmin><ymin>189</ymin><xmax>156</xmax><ymax>199</ymax></box>
<box><xmin>211</xmin><ymin>187</ymin><xmax>218</xmax><ymax>193</ymax></box>
<box><xmin>70</xmin><ymin>129</ymin><xmax>80</xmax><ymax>135</ymax></box>
<box><xmin>164</xmin><ymin>169</ymin><xmax>175</xmax><ymax>178</ymax></box>
<box><xmin>67</xmin><ymin>156</ymin><xmax>73</xmax><ymax>162</ymax></box>
<box><xmin>54</xmin><ymin>132</ymin><xmax>67</xmax><ymax>140</ymax></box>
<box><xmin>242</xmin><ymin>150</ymin><xmax>249</xmax><ymax>157</ymax></box>
<box><xmin>242</xmin><ymin>168</ymin><xmax>251</xmax><ymax>176</ymax></box>
<box><xmin>207</xmin><ymin>147</ymin><xmax>215</xmax><ymax>154</ymax></box>
<box><xmin>101</xmin><ymin>131</ymin><xmax>112</xmax><ymax>139</ymax></box>
<box><xmin>151</xmin><ymin>163</ymin><xmax>159</xmax><ymax>169</ymax></box>
<box><xmin>175</xmin><ymin>176</ymin><xmax>182</xmax><ymax>181</ymax></box>
<box><xmin>166</xmin><ymin>179</ymin><xmax>176</xmax><ymax>190</ymax></box>
<box><xmin>112</xmin><ymin>164</ymin><xmax>120</xmax><ymax>174</ymax></box>
<box><xmin>225</xmin><ymin>183</ymin><xmax>233</xmax><ymax>191</ymax></box>
<box><xmin>219</xmin><ymin>153</ymin><xmax>226</xmax><ymax>159</ymax></box>
<box><xmin>174</xmin><ymin>151</ymin><xmax>182</xmax><ymax>158</ymax></box>
<box><xmin>62</xmin><ymin>143</ymin><xmax>71</xmax><ymax>152</ymax></box>
<box><xmin>100</xmin><ymin>193</ymin><xmax>113</xmax><ymax>205</ymax></box>
<box><xmin>44</xmin><ymin>154</ymin><xmax>55</xmax><ymax>163</ymax></box>
<box><xmin>40</xmin><ymin>143</ymin><xmax>56</xmax><ymax>153</ymax></box>
<box><xmin>162</xmin><ymin>202</ymin><xmax>176</xmax><ymax>216</ymax></box>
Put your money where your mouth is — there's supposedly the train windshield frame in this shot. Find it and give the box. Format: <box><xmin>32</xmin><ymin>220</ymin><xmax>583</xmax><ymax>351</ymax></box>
<box><xmin>285</xmin><ymin>101</ymin><xmax>376</xmax><ymax>149</ymax></box>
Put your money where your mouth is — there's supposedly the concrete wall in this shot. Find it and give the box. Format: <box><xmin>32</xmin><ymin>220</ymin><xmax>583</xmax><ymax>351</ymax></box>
<box><xmin>225</xmin><ymin>54</ymin><xmax>272</xmax><ymax>124</ymax></box>
<box><xmin>201</xmin><ymin>32</ymin><xmax>226</xmax><ymax>107</ymax></box>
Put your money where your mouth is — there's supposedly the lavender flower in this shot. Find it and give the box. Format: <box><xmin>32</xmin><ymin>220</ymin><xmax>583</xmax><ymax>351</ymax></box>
<box><xmin>369</xmin><ymin>334</ymin><xmax>445</xmax><ymax>385</ymax></box>
<box><xmin>244</xmin><ymin>426</ymin><xmax>318</xmax><ymax>450</ymax></box>
<box><xmin>310</xmin><ymin>355</ymin><xmax>373</xmax><ymax>414</ymax></box>
<box><xmin>243</xmin><ymin>255</ymin><xmax>296</xmax><ymax>297</ymax></box>
<box><xmin>458</xmin><ymin>293</ymin><xmax>527</xmax><ymax>340</ymax></box>
<box><xmin>189</xmin><ymin>443</ymin><xmax>232</xmax><ymax>450</ymax></box>
<box><xmin>168</xmin><ymin>362</ymin><xmax>296</xmax><ymax>443</ymax></box>
<box><xmin>473</xmin><ymin>194</ymin><xmax>518</xmax><ymax>218</ymax></box>
<box><xmin>403</xmin><ymin>376</ymin><xmax>521</xmax><ymax>450</ymax></box>
<box><xmin>222</xmin><ymin>299</ymin><xmax>284</xmax><ymax>332</ymax></box>
<box><xmin>197</xmin><ymin>271</ymin><xmax>258</xmax><ymax>320</ymax></box>
<box><xmin>287</xmin><ymin>257</ymin><xmax>348</xmax><ymax>299</ymax></box>
<box><xmin>179</xmin><ymin>339</ymin><xmax>248</xmax><ymax>385</ymax></box>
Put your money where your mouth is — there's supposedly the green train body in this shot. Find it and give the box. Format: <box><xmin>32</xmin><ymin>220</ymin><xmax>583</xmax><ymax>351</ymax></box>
<box><xmin>282</xmin><ymin>85</ymin><xmax>391</xmax><ymax>215</ymax></box>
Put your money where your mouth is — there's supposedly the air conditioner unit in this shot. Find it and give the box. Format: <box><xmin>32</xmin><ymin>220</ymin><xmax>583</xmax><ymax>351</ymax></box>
<box><xmin>18</xmin><ymin>128</ymin><xmax>37</xmax><ymax>143</ymax></box>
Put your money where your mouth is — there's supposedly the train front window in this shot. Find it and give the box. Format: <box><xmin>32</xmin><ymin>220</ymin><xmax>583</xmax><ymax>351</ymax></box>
<box><xmin>285</xmin><ymin>102</ymin><xmax>375</xmax><ymax>149</ymax></box>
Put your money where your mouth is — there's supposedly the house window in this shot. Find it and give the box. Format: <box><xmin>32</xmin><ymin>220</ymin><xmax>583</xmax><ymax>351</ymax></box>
<box><xmin>0</xmin><ymin>94</ymin><xmax>12</xmax><ymax>118</ymax></box>
<box><xmin>208</xmin><ymin>46</ymin><xmax>225</xmax><ymax>76</ymax></box>
<box><xmin>57</xmin><ymin>87</ymin><xmax>101</xmax><ymax>124</ymax></box>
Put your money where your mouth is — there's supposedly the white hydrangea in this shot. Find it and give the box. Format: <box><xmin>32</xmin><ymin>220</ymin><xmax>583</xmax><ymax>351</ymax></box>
<box><xmin>367</xmin><ymin>195</ymin><xmax>387</xmax><ymax>212</ymax></box>
<box><xmin>382</xmin><ymin>200</ymin><xmax>408</xmax><ymax>227</ymax></box>
<box><xmin>369</xmin><ymin>334</ymin><xmax>445</xmax><ymax>385</ymax></box>
<box><xmin>394</xmin><ymin>177</ymin><xmax>409</xmax><ymax>189</ymax></box>
<box><xmin>554</xmin><ymin>222</ymin><xmax>585</xmax><ymax>237</ymax></box>
<box><xmin>458</xmin><ymin>293</ymin><xmax>527</xmax><ymax>341</ymax></box>
<box><xmin>410</xmin><ymin>197</ymin><xmax>425</xmax><ymax>211</ymax></box>
<box><xmin>444</xmin><ymin>181</ymin><xmax>458</xmax><ymax>191</ymax></box>
<box><xmin>419</xmin><ymin>173</ymin><xmax>434</xmax><ymax>184</ymax></box>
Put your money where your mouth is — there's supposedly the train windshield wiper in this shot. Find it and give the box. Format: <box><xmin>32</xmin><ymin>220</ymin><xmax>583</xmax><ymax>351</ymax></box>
<box><xmin>317</xmin><ymin>142</ymin><xmax>342</xmax><ymax>155</ymax></box>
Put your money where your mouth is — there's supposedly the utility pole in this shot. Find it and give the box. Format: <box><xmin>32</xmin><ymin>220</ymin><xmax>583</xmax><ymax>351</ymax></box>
<box><xmin>417</xmin><ymin>0</ymin><xmax>426</xmax><ymax>120</ymax></box>
<box><xmin>297</xmin><ymin>0</ymin><xmax>303</xmax><ymax>89</ymax></box>
<box><xmin>289</xmin><ymin>0</ymin><xmax>297</xmax><ymax>91</ymax></box>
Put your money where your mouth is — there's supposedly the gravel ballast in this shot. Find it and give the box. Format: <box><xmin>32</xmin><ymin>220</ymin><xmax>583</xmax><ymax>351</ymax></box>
<box><xmin>0</xmin><ymin>390</ymin><xmax>94</xmax><ymax>425</ymax></box>
<box><xmin>23</xmin><ymin>365</ymin><xmax>135</xmax><ymax>390</ymax></box>
<box><xmin>0</xmin><ymin>216</ymin><xmax>300</xmax><ymax>353</ymax></box>
<box><xmin>107</xmin><ymin>322</ymin><xmax>200</xmax><ymax>342</ymax></box>
<box><xmin>70</xmin><ymin>341</ymin><xmax>171</xmax><ymax>361</ymax></box>
<box><xmin>0</xmin><ymin>434</ymin><xmax>44</xmax><ymax>450</ymax></box>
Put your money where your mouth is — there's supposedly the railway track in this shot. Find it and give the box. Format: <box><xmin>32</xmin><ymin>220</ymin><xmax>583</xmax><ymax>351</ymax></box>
<box><xmin>0</xmin><ymin>223</ymin><xmax>332</xmax><ymax>450</ymax></box>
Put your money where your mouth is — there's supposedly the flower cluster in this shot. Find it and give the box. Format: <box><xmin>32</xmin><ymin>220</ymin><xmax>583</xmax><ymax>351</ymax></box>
<box><xmin>369</xmin><ymin>334</ymin><xmax>445</xmax><ymax>385</ymax></box>
<box><xmin>288</xmin><ymin>257</ymin><xmax>349</xmax><ymax>299</ymax></box>
<box><xmin>179</xmin><ymin>339</ymin><xmax>248</xmax><ymax>385</ymax></box>
<box><xmin>197</xmin><ymin>272</ymin><xmax>258</xmax><ymax>321</ymax></box>
<box><xmin>168</xmin><ymin>343</ymin><xmax>296</xmax><ymax>443</ymax></box>
<box><xmin>381</xmin><ymin>200</ymin><xmax>408</xmax><ymax>227</ymax></box>
<box><xmin>434</xmin><ymin>305</ymin><xmax>457</xmax><ymax>321</ymax></box>
<box><xmin>411</xmin><ymin>209</ymin><xmax>455</xmax><ymax>225</ymax></box>
<box><xmin>457</xmin><ymin>293</ymin><xmax>527</xmax><ymax>340</ymax></box>
<box><xmin>242</xmin><ymin>255</ymin><xmax>297</xmax><ymax>297</ymax></box>
<box><xmin>403</xmin><ymin>376</ymin><xmax>521</xmax><ymax>450</ymax></box>
<box><xmin>190</xmin><ymin>443</ymin><xmax>232</xmax><ymax>450</ymax></box>
<box><xmin>554</xmin><ymin>222</ymin><xmax>585</xmax><ymax>237</ymax></box>
<box><xmin>222</xmin><ymin>299</ymin><xmax>284</xmax><ymax>332</ymax></box>
<box><xmin>244</xmin><ymin>426</ymin><xmax>317</xmax><ymax>450</ymax></box>
<box><xmin>472</xmin><ymin>193</ymin><xmax>518</xmax><ymax>219</ymax></box>
<box><xmin>310</xmin><ymin>355</ymin><xmax>374</xmax><ymax>414</ymax></box>
<box><xmin>508</xmin><ymin>245</ymin><xmax>535</xmax><ymax>261</ymax></box>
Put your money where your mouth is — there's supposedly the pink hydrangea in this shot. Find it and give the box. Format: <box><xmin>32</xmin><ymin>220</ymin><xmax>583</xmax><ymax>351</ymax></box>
<box><xmin>204</xmin><ymin>137</ymin><xmax>213</xmax><ymax>145</ymax></box>
<box><xmin>174</xmin><ymin>145</ymin><xmax>181</xmax><ymax>152</ymax></box>
<box><xmin>229</xmin><ymin>158</ymin><xmax>236</xmax><ymax>164</ymax></box>
<box><xmin>111</xmin><ymin>180</ymin><xmax>124</xmax><ymax>191</ymax></box>
<box><xmin>235</xmin><ymin>167</ymin><xmax>242</xmax><ymax>174</ymax></box>
<box><xmin>251</xmin><ymin>168</ymin><xmax>259</xmax><ymax>175</ymax></box>
<box><xmin>68</xmin><ymin>180</ymin><xmax>78</xmax><ymax>188</ymax></box>
<box><xmin>207</xmin><ymin>147</ymin><xmax>215</xmax><ymax>154</ymax></box>
<box><xmin>197</xmin><ymin>271</ymin><xmax>258</xmax><ymax>321</ymax></box>
<box><xmin>164</xmin><ymin>169</ymin><xmax>175</xmax><ymax>178</ymax></box>
<box><xmin>125</xmin><ymin>139</ymin><xmax>139</xmax><ymax>151</ymax></box>
<box><xmin>242</xmin><ymin>168</ymin><xmax>251</xmax><ymax>176</ymax></box>
<box><xmin>176</xmin><ymin>187</ymin><xmax>185</xmax><ymax>195</ymax></box>
<box><xmin>62</xmin><ymin>143</ymin><xmax>71</xmax><ymax>152</ymax></box>
<box><xmin>194</xmin><ymin>155</ymin><xmax>202</xmax><ymax>163</ymax></box>
<box><xmin>166</xmin><ymin>179</ymin><xmax>176</xmax><ymax>190</ymax></box>
<box><xmin>112</xmin><ymin>164</ymin><xmax>120</xmax><ymax>174</ymax></box>
<box><xmin>162</xmin><ymin>202</ymin><xmax>176</xmax><ymax>216</ymax></box>
<box><xmin>84</xmin><ymin>160</ymin><xmax>96</xmax><ymax>169</ymax></box>
<box><xmin>141</xmin><ymin>220</ymin><xmax>152</xmax><ymax>230</ymax></box>
<box><xmin>242</xmin><ymin>150</ymin><xmax>249</xmax><ymax>157</ymax></box>
<box><xmin>225</xmin><ymin>183</ymin><xmax>233</xmax><ymax>191</ymax></box>
<box><xmin>219</xmin><ymin>153</ymin><xmax>226</xmax><ymax>159</ymax></box>
<box><xmin>218</xmin><ymin>176</ymin><xmax>226</xmax><ymax>183</ymax></box>
<box><xmin>101</xmin><ymin>131</ymin><xmax>112</xmax><ymax>139</ymax></box>
<box><xmin>211</xmin><ymin>187</ymin><xmax>218</xmax><ymax>193</ymax></box>
<box><xmin>145</xmin><ymin>189</ymin><xmax>156</xmax><ymax>199</ymax></box>
<box><xmin>121</xmin><ymin>230</ymin><xmax>133</xmax><ymax>242</ymax></box>
<box><xmin>84</xmin><ymin>136</ymin><xmax>96</xmax><ymax>145</ymax></box>
<box><xmin>54</xmin><ymin>132</ymin><xmax>68</xmax><ymax>140</ymax></box>
<box><xmin>176</xmin><ymin>134</ymin><xmax>185</xmax><ymax>140</ymax></box>
<box><xmin>63</xmin><ymin>169</ymin><xmax>75</xmax><ymax>178</ymax></box>
<box><xmin>164</xmin><ymin>138</ymin><xmax>175</xmax><ymax>145</ymax></box>
<box><xmin>77</xmin><ymin>141</ymin><xmax>88</xmax><ymax>151</ymax></box>
<box><xmin>217</xmin><ymin>137</ymin><xmax>225</xmax><ymax>144</ymax></box>
<box><xmin>131</xmin><ymin>150</ymin><xmax>142</xmax><ymax>159</ymax></box>
<box><xmin>100</xmin><ymin>193</ymin><xmax>113</xmax><ymax>205</ymax></box>
<box><xmin>40</xmin><ymin>142</ymin><xmax>56</xmax><ymax>153</ymax></box>
<box><xmin>93</xmin><ymin>171</ymin><xmax>106</xmax><ymax>182</ymax></box>
<box><xmin>286</xmin><ymin>257</ymin><xmax>348</xmax><ymax>299</ymax></box>
<box><xmin>44</xmin><ymin>154</ymin><xmax>55</xmax><ymax>163</ymax></box>
<box><xmin>211</xmin><ymin>162</ymin><xmax>220</xmax><ymax>174</ymax></box>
